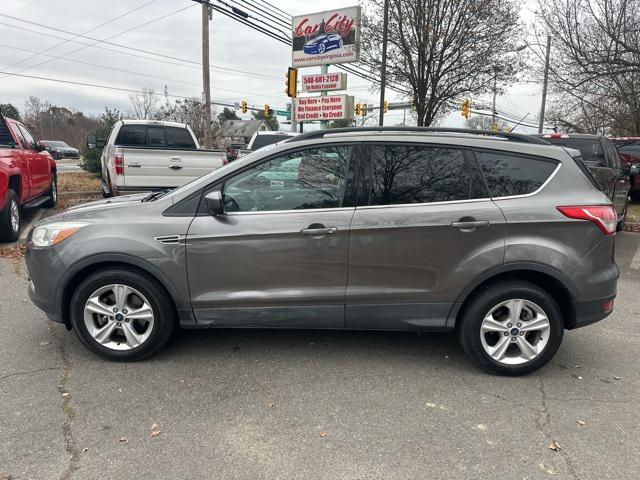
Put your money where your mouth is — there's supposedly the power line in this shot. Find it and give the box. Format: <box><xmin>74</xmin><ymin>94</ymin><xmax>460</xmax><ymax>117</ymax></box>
<box><xmin>0</xmin><ymin>70</ymin><xmax>289</xmax><ymax>110</ymax></box>
<box><xmin>0</xmin><ymin>0</ymin><xmax>160</xmax><ymax>73</ymax></box>
<box><xmin>0</xmin><ymin>18</ymin><xmax>282</xmax><ymax>81</ymax></box>
<box><xmin>0</xmin><ymin>4</ymin><xmax>196</xmax><ymax>82</ymax></box>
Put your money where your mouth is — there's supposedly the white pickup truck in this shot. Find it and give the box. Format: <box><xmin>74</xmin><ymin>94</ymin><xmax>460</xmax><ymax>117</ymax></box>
<box><xmin>97</xmin><ymin>120</ymin><xmax>228</xmax><ymax>197</ymax></box>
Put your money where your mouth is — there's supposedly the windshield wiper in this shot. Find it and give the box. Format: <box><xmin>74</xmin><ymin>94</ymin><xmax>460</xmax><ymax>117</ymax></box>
<box><xmin>142</xmin><ymin>189</ymin><xmax>171</xmax><ymax>202</ymax></box>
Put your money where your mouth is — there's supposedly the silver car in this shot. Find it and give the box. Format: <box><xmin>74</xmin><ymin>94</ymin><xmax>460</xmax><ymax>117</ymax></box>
<box><xmin>25</xmin><ymin>128</ymin><xmax>619</xmax><ymax>375</ymax></box>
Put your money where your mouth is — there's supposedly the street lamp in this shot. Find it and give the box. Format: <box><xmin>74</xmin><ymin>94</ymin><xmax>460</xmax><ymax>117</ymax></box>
<box><xmin>518</xmin><ymin>36</ymin><xmax>552</xmax><ymax>134</ymax></box>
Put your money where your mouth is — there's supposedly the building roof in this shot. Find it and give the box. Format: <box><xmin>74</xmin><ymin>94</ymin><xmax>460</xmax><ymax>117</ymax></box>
<box><xmin>218</xmin><ymin>119</ymin><xmax>271</xmax><ymax>138</ymax></box>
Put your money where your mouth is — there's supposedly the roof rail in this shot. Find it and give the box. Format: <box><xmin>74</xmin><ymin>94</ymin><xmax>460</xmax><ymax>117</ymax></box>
<box><xmin>285</xmin><ymin>126</ymin><xmax>551</xmax><ymax>145</ymax></box>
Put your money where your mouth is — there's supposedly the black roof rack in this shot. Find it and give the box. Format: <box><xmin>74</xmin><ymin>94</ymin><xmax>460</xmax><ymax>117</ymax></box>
<box><xmin>285</xmin><ymin>127</ymin><xmax>551</xmax><ymax>145</ymax></box>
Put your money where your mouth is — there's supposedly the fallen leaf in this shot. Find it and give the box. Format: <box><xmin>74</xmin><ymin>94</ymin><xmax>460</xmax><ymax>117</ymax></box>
<box><xmin>61</xmin><ymin>392</ymin><xmax>69</xmax><ymax>397</ymax></box>
<box><xmin>476</xmin><ymin>424</ymin><xmax>487</xmax><ymax>431</ymax></box>
<box><xmin>319</xmin><ymin>431</ymin><xmax>328</xmax><ymax>438</ymax></box>
<box><xmin>38</xmin><ymin>341</ymin><xmax>50</xmax><ymax>346</ymax></box>
<box><xmin>150</xmin><ymin>430</ymin><xmax>161</xmax><ymax>437</ymax></box>
<box><xmin>150</xmin><ymin>423</ymin><xmax>159</xmax><ymax>430</ymax></box>
<box><xmin>548</xmin><ymin>440</ymin><xmax>562</xmax><ymax>451</ymax></box>
<box><xmin>576</xmin><ymin>420</ymin><xmax>586</xmax><ymax>426</ymax></box>
<box><xmin>613</xmin><ymin>376</ymin><xmax>621</xmax><ymax>380</ymax></box>
<box><xmin>82</xmin><ymin>447</ymin><xmax>88</xmax><ymax>453</ymax></box>
<box><xmin>119</xmin><ymin>437</ymin><xmax>128</xmax><ymax>444</ymax></box>
<box><xmin>267</xmin><ymin>401</ymin><xmax>274</xmax><ymax>408</ymax></box>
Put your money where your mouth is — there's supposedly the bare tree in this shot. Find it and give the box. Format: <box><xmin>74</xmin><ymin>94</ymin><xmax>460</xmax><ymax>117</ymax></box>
<box><xmin>128</xmin><ymin>88</ymin><xmax>159</xmax><ymax>120</ymax></box>
<box><xmin>537</xmin><ymin>0</ymin><xmax>640</xmax><ymax>134</ymax></box>
<box><xmin>464</xmin><ymin>115</ymin><xmax>509</xmax><ymax>131</ymax></box>
<box><xmin>360</xmin><ymin>0</ymin><xmax>522</xmax><ymax>126</ymax></box>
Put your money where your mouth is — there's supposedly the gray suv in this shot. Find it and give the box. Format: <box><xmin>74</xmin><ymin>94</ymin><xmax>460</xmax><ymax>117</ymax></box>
<box><xmin>25</xmin><ymin>128</ymin><xmax>619</xmax><ymax>375</ymax></box>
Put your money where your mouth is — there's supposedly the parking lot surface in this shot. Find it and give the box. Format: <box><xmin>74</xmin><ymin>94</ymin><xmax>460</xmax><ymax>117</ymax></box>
<box><xmin>1</xmin><ymin>234</ymin><xmax>639</xmax><ymax>480</ymax></box>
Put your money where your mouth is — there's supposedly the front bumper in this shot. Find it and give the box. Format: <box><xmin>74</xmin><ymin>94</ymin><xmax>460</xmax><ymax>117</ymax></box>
<box><xmin>25</xmin><ymin>243</ymin><xmax>67</xmax><ymax>324</ymax></box>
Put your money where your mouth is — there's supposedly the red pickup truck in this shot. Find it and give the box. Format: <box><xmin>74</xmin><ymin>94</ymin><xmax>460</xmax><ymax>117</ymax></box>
<box><xmin>0</xmin><ymin>112</ymin><xmax>57</xmax><ymax>242</ymax></box>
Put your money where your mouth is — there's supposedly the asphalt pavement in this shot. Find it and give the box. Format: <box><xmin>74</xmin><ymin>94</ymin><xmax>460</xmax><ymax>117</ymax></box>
<box><xmin>1</xmin><ymin>235</ymin><xmax>639</xmax><ymax>479</ymax></box>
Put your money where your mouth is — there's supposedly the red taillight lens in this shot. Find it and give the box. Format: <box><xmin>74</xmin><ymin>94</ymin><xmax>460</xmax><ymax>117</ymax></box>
<box><xmin>602</xmin><ymin>300</ymin><xmax>614</xmax><ymax>314</ymax></box>
<box><xmin>557</xmin><ymin>205</ymin><xmax>617</xmax><ymax>235</ymax></box>
<box><xmin>222</xmin><ymin>158</ymin><xmax>228</xmax><ymax>166</ymax></box>
<box><xmin>114</xmin><ymin>153</ymin><xmax>124</xmax><ymax>175</ymax></box>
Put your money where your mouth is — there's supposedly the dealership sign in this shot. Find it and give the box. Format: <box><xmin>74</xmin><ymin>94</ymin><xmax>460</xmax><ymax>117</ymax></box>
<box><xmin>294</xmin><ymin>95</ymin><xmax>354</xmax><ymax>121</ymax></box>
<box><xmin>302</xmin><ymin>73</ymin><xmax>347</xmax><ymax>93</ymax></box>
<box><xmin>292</xmin><ymin>7</ymin><xmax>361</xmax><ymax>67</ymax></box>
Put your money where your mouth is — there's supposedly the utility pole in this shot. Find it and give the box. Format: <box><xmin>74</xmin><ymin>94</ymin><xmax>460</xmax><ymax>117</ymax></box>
<box><xmin>378</xmin><ymin>0</ymin><xmax>389</xmax><ymax>126</ymax></box>
<box><xmin>491</xmin><ymin>66</ymin><xmax>499</xmax><ymax>130</ymax></box>
<box><xmin>538</xmin><ymin>35</ymin><xmax>551</xmax><ymax>134</ymax></box>
<box><xmin>201</xmin><ymin>2</ymin><xmax>214</xmax><ymax>148</ymax></box>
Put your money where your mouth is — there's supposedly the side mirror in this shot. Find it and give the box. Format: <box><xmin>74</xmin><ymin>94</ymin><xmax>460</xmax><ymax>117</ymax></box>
<box><xmin>86</xmin><ymin>133</ymin><xmax>96</xmax><ymax>149</ymax></box>
<box><xmin>630</xmin><ymin>165</ymin><xmax>640</xmax><ymax>176</ymax></box>
<box><xmin>204</xmin><ymin>190</ymin><xmax>224</xmax><ymax>216</ymax></box>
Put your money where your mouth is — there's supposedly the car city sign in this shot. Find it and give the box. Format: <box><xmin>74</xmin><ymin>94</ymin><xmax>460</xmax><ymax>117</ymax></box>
<box><xmin>302</xmin><ymin>73</ymin><xmax>348</xmax><ymax>93</ymax></box>
<box><xmin>294</xmin><ymin>95</ymin><xmax>355</xmax><ymax>121</ymax></box>
<box><xmin>292</xmin><ymin>6</ymin><xmax>361</xmax><ymax>68</ymax></box>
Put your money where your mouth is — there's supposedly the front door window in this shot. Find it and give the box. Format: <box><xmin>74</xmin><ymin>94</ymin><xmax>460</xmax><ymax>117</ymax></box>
<box><xmin>222</xmin><ymin>146</ymin><xmax>352</xmax><ymax>212</ymax></box>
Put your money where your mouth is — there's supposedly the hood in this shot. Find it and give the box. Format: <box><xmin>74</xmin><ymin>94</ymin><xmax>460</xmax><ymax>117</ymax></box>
<box><xmin>65</xmin><ymin>193</ymin><xmax>149</xmax><ymax>213</ymax></box>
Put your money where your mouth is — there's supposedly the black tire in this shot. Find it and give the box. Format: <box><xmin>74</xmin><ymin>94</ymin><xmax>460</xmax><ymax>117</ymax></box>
<box><xmin>616</xmin><ymin>198</ymin><xmax>628</xmax><ymax>232</ymax></box>
<box><xmin>457</xmin><ymin>280</ymin><xmax>564</xmax><ymax>376</ymax></box>
<box><xmin>42</xmin><ymin>173</ymin><xmax>57</xmax><ymax>208</ymax></box>
<box><xmin>0</xmin><ymin>189</ymin><xmax>21</xmax><ymax>243</ymax></box>
<box><xmin>70</xmin><ymin>268</ymin><xmax>176</xmax><ymax>361</ymax></box>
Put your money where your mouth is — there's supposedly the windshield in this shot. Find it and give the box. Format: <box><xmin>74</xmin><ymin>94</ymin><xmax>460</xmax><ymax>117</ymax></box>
<box><xmin>161</xmin><ymin>143</ymin><xmax>281</xmax><ymax>201</ymax></box>
<box><xmin>49</xmin><ymin>141</ymin><xmax>68</xmax><ymax>148</ymax></box>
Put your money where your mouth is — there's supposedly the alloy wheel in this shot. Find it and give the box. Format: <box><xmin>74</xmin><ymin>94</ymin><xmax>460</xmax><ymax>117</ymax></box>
<box><xmin>83</xmin><ymin>284</ymin><xmax>155</xmax><ymax>351</ymax></box>
<box><xmin>480</xmin><ymin>299</ymin><xmax>550</xmax><ymax>365</ymax></box>
<box><xmin>9</xmin><ymin>199</ymin><xmax>19</xmax><ymax>233</ymax></box>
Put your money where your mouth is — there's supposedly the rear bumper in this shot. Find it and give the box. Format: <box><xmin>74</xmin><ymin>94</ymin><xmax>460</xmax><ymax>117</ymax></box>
<box><xmin>573</xmin><ymin>294</ymin><xmax>616</xmax><ymax>328</ymax></box>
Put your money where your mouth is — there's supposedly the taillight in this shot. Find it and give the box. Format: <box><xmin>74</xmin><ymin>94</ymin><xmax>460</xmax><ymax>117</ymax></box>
<box><xmin>557</xmin><ymin>205</ymin><xmax>617</xmax><ymax>235</ymax></box>
<box><xmin>222</xmin><ymin>158</ymin><xmax>228</xmax><ymax>166</ymax></box>
<box><xmin>114</xmin><ymin>153</ymin><xmax>124</xmax><ymax>175</ymax></box>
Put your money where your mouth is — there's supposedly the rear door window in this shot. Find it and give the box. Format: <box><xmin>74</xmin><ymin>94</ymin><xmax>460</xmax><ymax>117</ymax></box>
<box><xmin>166</xmin><ymin>127</ymin><xmax>196</xmax><ymax>148</ymax></box>
<box><xmin>365</xmin><ymin>144</ymin><xmax>475</xmax><ymax>205</ymax></box>
<box><xmin>115</xmin><ymin>125</ymin><xmax>147</xmax><ymax>146</ymax></box>
<box><xmin>476</xmin><ymin>151</ymin><xmax>558</xmax><ymax>197</ymax></box>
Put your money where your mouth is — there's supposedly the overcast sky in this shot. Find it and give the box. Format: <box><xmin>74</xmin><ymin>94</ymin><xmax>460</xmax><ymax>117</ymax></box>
<box><xmin>0</xmin><ymin>0</ymin><xmax>542</xmax><ymax>131</ymax></box>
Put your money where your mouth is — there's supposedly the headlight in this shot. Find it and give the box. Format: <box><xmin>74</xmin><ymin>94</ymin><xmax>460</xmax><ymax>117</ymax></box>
<box><xmin>31</xmin><ymin>222</ymin><xmax>90</xmax><ymax>247</ymax></box>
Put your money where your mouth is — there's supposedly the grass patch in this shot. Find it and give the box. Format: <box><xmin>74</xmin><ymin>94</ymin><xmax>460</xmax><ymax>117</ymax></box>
<box><xmin>57</xmin><ymin>172</ymin><xmax>101</xmax><ymax>193</ymax></box>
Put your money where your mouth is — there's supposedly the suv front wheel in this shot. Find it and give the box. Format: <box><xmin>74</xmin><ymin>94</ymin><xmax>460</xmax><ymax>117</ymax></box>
<box><xmin>70</xmin><ymin>268</ymin><xmax>176</xmax><ymax>361</ymax></box>
<box><xmin>458</xmin><ymin>280</ymin><xmax>564</xmax><ymax>376</ymax></box>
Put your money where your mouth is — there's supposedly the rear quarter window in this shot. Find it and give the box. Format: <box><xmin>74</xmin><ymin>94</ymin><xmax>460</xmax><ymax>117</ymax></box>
<box><xmin>166</xmin><ymin>127</ymin><xmax>196</xmax><ymax>148</ymax></box>
<box><xmin>115</xmin><ymin>125</ymin><xmax>147</xmax><ymax>146</ymax></box>
<box><xmin>476</xmin><ymin>151</ymin><xmax>558</xmax><ymax>197</ymax></box>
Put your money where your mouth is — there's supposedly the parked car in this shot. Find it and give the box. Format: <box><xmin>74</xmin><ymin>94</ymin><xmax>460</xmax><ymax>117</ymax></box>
<box><xmin>40</xmin><ymin>140</ymin><xmax>79</xmax><ymax>160</ymax></box>
<box><xmin>235</xmin><ymin>131</ymin><xmax>297</xmax><ymax>160</ymax></box>
<box><xmin>535</xmin><ymin>133</ymin><xmax>630</xmax><ymax>230</ymax></box>
<box><xmin>611</xmin><ymin>137</ymin><xmax>640</xmax><ymax>201</ymax></box>
<box><xmin>26</xmin><ymin>127</ymin><xmax>619</xmax><ymax>376</ymax></box>
<box><xmin>0</xmin><ymin>112</ymin><xmax>57</xmax><ymax>242</ymax></box>
<box><xmin>88</xmin><ymin>120</ymin><xmax>228</xmax><ymax>197</ymax></box>
<box><xmin>303</xmin><ymin>33</ymin><xmax>343</xmax><ymax>54</ymax></box>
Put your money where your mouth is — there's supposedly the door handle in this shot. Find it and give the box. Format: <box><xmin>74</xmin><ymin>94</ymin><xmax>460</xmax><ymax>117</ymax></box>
<box><xmin>301</xmin><ymin>227</ymin><xmax>338</xmax><ymax>235</ymax></box>
<box><xmin>169</xmin><ymin>165</ymin><xmax>183</xmax><ymax>170</ymax></box>
<box><xmin>451</xmin><ymin>220</ymin><xmax>490</xmax><ymax>230</ymax></box>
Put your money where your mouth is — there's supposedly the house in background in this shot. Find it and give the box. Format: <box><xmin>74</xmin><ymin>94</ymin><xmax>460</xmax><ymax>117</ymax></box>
<box><xmin>216</xmin><ymin>119</ymin><xmax>271</xmax><ymax>148</ymax></box>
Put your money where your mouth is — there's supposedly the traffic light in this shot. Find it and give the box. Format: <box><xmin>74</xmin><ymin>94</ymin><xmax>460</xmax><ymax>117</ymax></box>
<box><xmin>241</xmin><ymin>100</ymin><xmax>247</xmax><ymax>114</ymax></box>
<box><xmin>285</xmin><ymin>67</ymin><xmax>298</xmax><ymax>98</ymax></box>
<box><xmin>264</xmin><ymin>104</ymin><xmax>270</xmax><ymax>117</ymax></box>
<box><xmin>355</xmin><ymin>103</ymin><xmax>361</xmax><ymax>116</ymax></box>
<box><xmin>362</xmin><ymin>103</ymin><xmax>368</xmax><ymax>116</ymax></box>
<box><xmin>492</xmin><ymin>123</ymin><xmax>499</xmax><ymax>132</ymax></box>
<box><xmin>383</xmin><ymin>100</ymin><xmax>389</xmax><ymax>113</ymax></box>
<box><xmin>461</xmin><ymin>99</ymin><xmax>471</xmax><ymax>119</ymax></box>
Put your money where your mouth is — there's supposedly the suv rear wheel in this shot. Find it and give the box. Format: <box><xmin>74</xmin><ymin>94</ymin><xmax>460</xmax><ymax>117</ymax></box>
<box><xmin>458</xmin><ymin>280</ymin><xmax>564</xmax><ymax>376</ymax></box>
<box><xmin>70</xmin><ymin>268</ymin><xmax>176</xmax><ymax>361</ymax></box>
